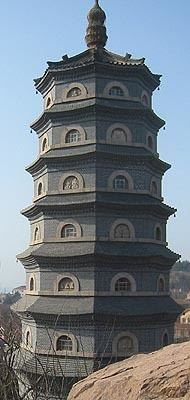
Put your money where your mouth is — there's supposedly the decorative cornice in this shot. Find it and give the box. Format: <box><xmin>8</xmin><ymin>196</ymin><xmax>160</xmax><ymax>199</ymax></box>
<box><xmin>21</xmin><ymin>195</ymin><xmax>176</xmax><ymax>220</ymax></box>
<box><xmin>25</xmin><ymin>145</ymin><xmax>170</xmax><ymax>177</ymax></box>
<box><xmin>12</xmin><ymin>294</ymin><xmax>182</xmax><ymax>319</ymax></box>
<box><xmin>30</xmin><ymin>100</ymin><xmax>165</xmax><ymax>133</ymax></box>
<box><xmin>17</xmin><ymin>241</ymin><xmax>180</xmax><ymax>269</ymax></box>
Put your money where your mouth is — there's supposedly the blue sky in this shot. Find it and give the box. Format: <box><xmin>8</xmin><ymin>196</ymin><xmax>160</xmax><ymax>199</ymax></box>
<box><xmin>0</xmin><ymin>0</ymin><xmax>189</xmax><ymax>290</ymax></box>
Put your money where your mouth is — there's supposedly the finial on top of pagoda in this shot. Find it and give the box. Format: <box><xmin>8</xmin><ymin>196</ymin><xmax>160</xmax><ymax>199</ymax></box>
<box><xmin>85</xmin><ymin>0</ymin><xmax>108</xmax><ymax>49</ymax></box>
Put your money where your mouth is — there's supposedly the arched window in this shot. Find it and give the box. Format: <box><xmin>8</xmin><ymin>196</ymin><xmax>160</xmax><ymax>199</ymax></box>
<box><xmin>46</xmin><ymin>97</ymin><xmax>51</xmax><ymax>108</ymax></box>
<box><xmin>109</xmin><ymin>86</ymin><xmax>124</xmax><ymax>96</ymax></box>
<box><xmin>151</xmin><ymin>181</ymin><xmax>158</xmax><ymax>195</ymax></box>
<box><xmin>115</xmin><ymin>278</ymin><xmax>131</xmax><ymax>292</ymax></box>
<box><xmin>56</xmin><ymin>335</ymin><xmax>72</xmax><ymax>351</ymax></box>
<box><xmin>65</xmin><ymin>129</ymin><xmax>81</xmax><ymax>144</ymax></box>
<box><xmin>147</xmin><ymin>135</ymin><xmax>153</xmax><ymax>149</ymax></box>
<box><xmin>42</xmin><ymin>137</ymin><xmax>48</xmax><ymax>152</ymax></box>
<box><xmin>61</xmin><ymin>224</ymin><xmax>77</xmax><ymax>238</ymax></box>
<box><xmin>111</xmin><ymin>128</ymin><xmax>127</xmax><ymax>144</ymax></box>
<box><xmin>114</xmin><ymin>224</ymin><xmax>130</xmax><ymax>239</ymax></box>
<box><xmin>59</xmin><ymin>172</ymin><xmax>84</xmax><ymax>192</ymax></box>
<box><xmin>111</xmin><ymin>273</ymin><xmax>136</xmax><ymax>292</ymax></box>
<box><xmin>158</xmin><ymin>277</ymin><xmax>165</xmax><ymax>292</ymax></box>
<box><xmin>155</xmin><ymin>226</ymin><xmax>162</xmax><ymax>241</ymax></box>
<box><xmin>26</xmin><ymin>331</ymin><xmax>30</xmax><ymax>347</ymax></box>
<box><xmin>30</xmin><ymin>277</ymin><xmax>34</xmax><ymax>291</ymax></box>
<box><xmin>108</xmin><ymin>171</ymin><xmax>133</xmax><ymax>191</ymax></box>
<box><xmin>117</xmin><ymin>336</ymin><xmax>134</xmax><ymax>356</ymax></box>
<box><xmin>37</xmin><ymin>182</ymin><xmax>43</xmax><ymax>196</ymax></box>
<box><xmin>67</xmin><ymin>87</ymin><xmax>81</xmax><ymax>98</ymax></box>
<box><xmin>58</xmin><ymin>278</ymin><xmax>75</xmax><ymax>291</ymax></box>
<box><xmin>162</xmin><ymin>332</ymin><xmax>169</xmax><ymax>347</ymax></box>
<box><xmin>142</xmin><ymin>94</ymin><xmax>148</xmax><ymax>106</ymax></box>
<box><xmin>113</xmin><ymin>175</ymin><xmax>129</xmax><ymax>190</ymax></box>
<box><xmin>34</xmin><ymin>227</ymin><xmax>40</xmax><ymax>242</ymax></box>
<box><xmin>107</xmin><ymin>124</ymin><xmax>132</xmax><ymax>145</ymax></box>
<box><xmin>63</xmin><ymin>176</ymin><xmax>79</xmax><ymax>190</ymax></box>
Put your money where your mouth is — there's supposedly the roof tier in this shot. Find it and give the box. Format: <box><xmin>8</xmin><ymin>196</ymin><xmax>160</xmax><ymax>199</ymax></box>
<box><xmin>31</xmin><ymin>100</ymin><xmax>165</xmax><ymax>132</ymax></box>
<box><xmin>26</xmin><ymin>145</ymin><xmax>170</xmax><ymax>176</ymax></box>
<box><xmin>17</xmin><ymin>242</ymin><xmax>180</xmax><ymax>268</ymax></box>
<box><xmin>22</xmin><ymin>194</ymin><xmax>176</xmax><ymax>220</ymax></box>
<box><xmin>12</xmin><ymin>294</ymin><xmax>182</xmax><ymax>318</ymax></box>
<box><xmin>34</xmin><ymin>48</ymin><xmax>161</xmax><ymax>95</ymax></box>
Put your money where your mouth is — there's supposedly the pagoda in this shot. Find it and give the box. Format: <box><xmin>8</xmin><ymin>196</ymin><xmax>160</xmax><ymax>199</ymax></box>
<box><xmin>13</xmin><ymin>1</ymin><xmax>181</xmax><ymax>398</ymax></box>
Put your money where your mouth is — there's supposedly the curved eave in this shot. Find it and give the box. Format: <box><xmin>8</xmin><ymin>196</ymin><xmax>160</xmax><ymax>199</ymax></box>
<box><xmin>16</xmin><ymin>253</ymin><xmax>37</xmax><ymax>267</ymax></box>
<box><xmin>21</xmin><ymin>204</ymin><xmax>42</xmax><ymax>218</ymax></box>
<box><xmin>25</xmin><ymin>147</ymin><xmax>170</xmax><ymax>177</ymax></box>
<box><xmin>137</xmin><ymin>64</ymin><xmax>161</xmax><ymax>90</ymax></box>
<box><xmin>96</xmin><ymin>146</ymin><xmax>170</xmax><ymax>172</ymax></box>
<box><xmin>34</xmin><ymin>70</ymin><xmax>53</xmax><ymax>93</ymax></box>
<box><xmin>17</xmin><ymin>243</ymin><xmax>96</xmax><ymax>266</ymax></box>
<box><xmin>30</xmin><ymin>101</ymin><xmax>165</xmax><ymax>132</ymax></box>
<box><xmin>26</xmin><ymin>157</ymin><xmax>46</xmax><ymax>174</ymax></box>
<box><xmin>21</xmin><ymin>196</ymin><xmax>176</xmax><ymax>219</ymax></box>
<box><xmin>12</xmin><ymin>294</ymin><xmax>182</xmax><ymax>318</ymax></box>
<box><xmin>17</xmin><ymin>242</ymin><xmax>180</xmax><ymax>267</ymax></box>
<box><xmin>101</xmin><ymin>200</ymin><xmax>176</xmax><ymax>217</ymax></box>
<box><xmin>147</xmin><ymin>154</ymin><xmax>170</xmax><ymax>173</ymax></box>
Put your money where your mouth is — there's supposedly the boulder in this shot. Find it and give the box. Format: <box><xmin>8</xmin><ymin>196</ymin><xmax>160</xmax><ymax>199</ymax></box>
<box><xmin>68</xmin><ymin>342</ymin><xmax>190</xmax><ymax>400</ymax></box>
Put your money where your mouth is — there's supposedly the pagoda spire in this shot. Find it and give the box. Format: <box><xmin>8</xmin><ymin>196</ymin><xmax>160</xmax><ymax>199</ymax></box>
<box><xmin>85</xmin><ymin>0</ymin><xmax>108</xmax><ymax>49</ymax></box>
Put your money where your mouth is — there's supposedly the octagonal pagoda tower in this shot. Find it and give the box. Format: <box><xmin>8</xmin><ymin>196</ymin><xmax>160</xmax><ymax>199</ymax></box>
<box><xmin>13</xmin><ymin>1</ymin><xmax>181</xmax><ymax>398</ymax></box>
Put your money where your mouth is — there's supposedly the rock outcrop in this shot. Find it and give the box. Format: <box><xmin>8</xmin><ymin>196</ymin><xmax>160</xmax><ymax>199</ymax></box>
<box><xmin>68</xmin><ymin>342</ymin><xmax>190</xmax><ymax>400</ymax></box>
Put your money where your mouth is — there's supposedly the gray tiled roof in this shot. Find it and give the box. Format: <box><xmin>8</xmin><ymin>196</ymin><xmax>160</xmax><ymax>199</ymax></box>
<box><xmin>34</xmin><ymin>48</ymin><xmax>160</xmax><ymax>91</ymax></box>
<box><xmin>12</xmin><ymin>294</ymin><xmax>182</xmax><ymax>317</ymax></box>
<box><xmin>12</xmin><ymin>295</ymin><xmax>94</xmax><ymax>315</ymax></box>
<box><xmin>17</xmin><ymin>242</ymin><xmax>179</xmax><ymax>262</ymax></box>
<box><xmin>95</xmin><ymin>242</ymin><xmax>179</xmax><ymax>260</ymax></box>
<box><xmin>26</xmin><ymin>142</ymin><xmax>168</xmax><ymax>175</ymax></box>
<box><xmin>21</xmin><ymin>193</ymin><xmax>175</xmax><ymax>220</ymax></box>
<box><xmin>41</xmin><ymin>143</ymin><xmax>168</xmax><ymax>164</ymax></box>
<box><xmin>45</xmin><ymin>48</ymin><xmax>146</xmax><ymax>70</ymax></box>
<box><xmin>30</xmin><ymin>95</ymin><xmax>165</xmax><ymax>131</ymax></box>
